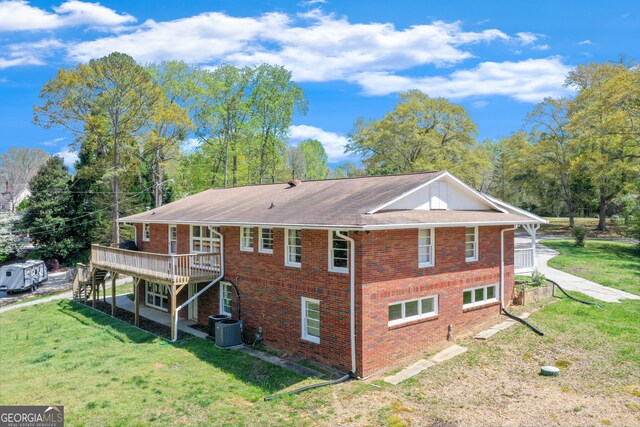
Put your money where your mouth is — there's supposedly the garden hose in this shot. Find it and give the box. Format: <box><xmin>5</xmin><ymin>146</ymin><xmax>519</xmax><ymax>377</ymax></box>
<box><xmin>501</xmin><ymin>307</ymin><xmax>544</xmax><ymax>336</ymax></box>
<box><xmin>264</xmin><ymin>372</ymin><xmax>354</xmax><ymax>401</ymax></box>
<box><xmin>547</xmin><ymin>278</ymin><xmax>603</xmax><ymax>309</ymax></box>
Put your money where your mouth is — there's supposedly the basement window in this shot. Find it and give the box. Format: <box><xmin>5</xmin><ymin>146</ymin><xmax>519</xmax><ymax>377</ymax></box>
<box><xmin>142</xmin><ymin>223</ymin><xmax>150</xmax><ymax>242</ymax></box>
<box><xmin>462</xmin><ymin>284</ymin><xmax>497</xmax><ymax>308</ymax></box>
<box><xmin>301</xmin><ymin>297</ymin><xmax>320</xmax><ymax>344</ymax></box>
<box><xmin>388</xmin><ymin>295</ymin><xmax>438</xmax><ymax>326</ymax></box>
<box><xmin>240</xmin><ymin>227</ymin><xmax>254</xmax><ymax>252</ymax></box>
<box><xmin>220</xmin><ymin>282</ymin><xmax>233</xmax><ymax>316</ymax></box>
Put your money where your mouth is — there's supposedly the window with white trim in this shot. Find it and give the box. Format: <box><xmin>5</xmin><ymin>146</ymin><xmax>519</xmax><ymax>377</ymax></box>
<box><xmin>465</xmin><ymin>226</ymin><xmax>478</xmax><ymax>262</ymax></box>
<box><xmin>462</xmin><ymin>284</ymin><xmax>497</xmax><ymax>308</ymax></box>
<box><xmin>301</xmin><ymin>297</ymin><xmax>320</xmax><ymax>343</ymax></box>
<box><xmin>168</xmin><ymin>225</ymin><xmax>177</xmax><ymax>254</ymax></box>
<box><xmin>329</xmin><ymin>231</ymin><xmax>348</xmax><ymax>273</ymax></box>
<box><xmin>285</xmin><ymin>228</ymin><xmax>302</xmax><ymax>268</ymax></box>
<box><xmin>388</xmin><ymin>295</ymin><xmax>438</xmax><ymax>326</ymax></box>
<box><xmin>220</xmin><ymin>282</ymin><xmax>233</xmax><ymax>316</ymax></box>
<box><xmin>259</xmin><ymin>227</ymin><xmax>273</xmax><ymax>254</ymax></box>
<box><xmin>418</xmin><ymin>228</ymin><xmax>435</xmax><ymax>268</ymax></box>
<box><xmin>191</xmin><ymin>225</ymin><xmax>220</xmax><ymax>254</ymax></box>
<box><xmin>240</xmin><ymin>226</ymin><xmax>254</xmax><ymax>252</ymax></box>
<box><xmin>145</xmin><ymin>282</ymin><xmax>169</xmax><ymax>311</ymax></box>
<box><xmin>142</xmin><ymin>223</ymin><xmax>150</xmax><ymax>242</ymax></box>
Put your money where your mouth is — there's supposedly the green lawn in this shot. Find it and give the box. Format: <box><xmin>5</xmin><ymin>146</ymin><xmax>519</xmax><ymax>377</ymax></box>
<box><xmin>1</xmin><ymin>294</ymin><xmax>639</xmax><ymax>426</ymax></box>
<box><xmin>542</xmin><ymin>240</ymin><xmax>640</xmax><ymax>296</ymax></box>
<box><xmin>540</xmin><ymin>217</ymin><xmax>629</xmax><ymax>238</ymax></box>
<box><xmin>0</xmin><ymin>300</ymin><xmax>321</xmax><ymax>427</ymax></box>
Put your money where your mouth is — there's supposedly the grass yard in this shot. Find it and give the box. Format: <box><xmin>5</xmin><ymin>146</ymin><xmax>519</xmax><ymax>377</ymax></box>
<box><xmin>540</xmin><ymin>217</ymin><xmax>629</xmax><ymax>238</ymax></box>
<box><xmin>1</xmin><ymin>295</ymin><xmax>639</xmax><ymax>426</ymax></box>
<box><xmin>542</xmin><ymin>240</ymin><xmax>640</xmax><ymax>296</ymax></box>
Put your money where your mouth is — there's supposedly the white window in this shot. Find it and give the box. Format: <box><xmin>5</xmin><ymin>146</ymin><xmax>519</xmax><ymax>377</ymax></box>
<box><xmin>220</xmin><ymin>282</ymin><xmax>233</xmax><ymax>316</ymax></box>
<box><xmin>463</xmin><ymin>284</ymin><xmax>497</xmax><ymax>308</ymax></box>
<box><xmin>142</xmin><ymin>223</ymin><xmax>150</xmax><ymax>242</ymax></box>
<box><xmin>388</xmin><ymin>295</ymin><xmax>438</xmax><ymax>326</ymax></box>
<box><xmin>240</xmin><ymin>226</ymin><xmax>254</xmax><ymax>252</ymax></box>
<box><xmin>285</xmin><ymin>228</ymin><xmax>302</xmax><ymax>268</ymax></box>
<box><xmin>191</xmin><ymin>225</ymin><xmax>221</xmax><ymax>270</ymax></box>
<box><xmin>418</xmin><ymin>228</ymin><xmax>435</xmax><ymax>268</ymax></box>
<box><xmin>430</xmin><ymin>181</ymin><xmax>448</xmax><ymax>210</ymax></box>
<box><xmin>145</xmin><ymin>282</ymin><xmax>169</xmax><ymax>311</ymax></box>
<box><xmin>168</xmin><ymin>225</ymin><xmax>177</xmax><ymax>254</ymax></box>
<box><xmin>259</xmin><ymin>228</ymin><xmax>274</xmax><ymax>254</ymax></box>
<box><xmin>465</xmin><ymin>226</ymin><xmax>478</xmax><ymax>262</ymax></box>
<box><xmin>329</xmin><ymin>231</ymin><xmax>349</xmax><ymax>273</ymax></box>
<box><xmin>301</xmin><ymin>297</ymin><xmax>320</xmax><ymax>343</ymax></box>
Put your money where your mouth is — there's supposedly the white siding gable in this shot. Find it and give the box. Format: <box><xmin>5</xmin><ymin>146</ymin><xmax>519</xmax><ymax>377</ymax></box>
<box><xmin>379</xmin><ymin>176</ymin><xmax>495</xmax><ymax>212</ymax></box>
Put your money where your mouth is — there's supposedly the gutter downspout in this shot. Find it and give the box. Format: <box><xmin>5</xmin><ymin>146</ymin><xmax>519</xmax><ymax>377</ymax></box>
<box><xmin>172</xmin><ymin>227</ymin><xmax>224</xmax><ymax>342</ymax></box>
<box><xmin>336</xmin><ymin>231</ymin><xmax>357</xmax><ymax>377</ymax></box>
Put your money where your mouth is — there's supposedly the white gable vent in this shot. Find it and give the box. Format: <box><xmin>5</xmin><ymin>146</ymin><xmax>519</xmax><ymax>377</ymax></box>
<box><xmin>430</xmin><ymin>181</ymin><xmax>448</xmax><ymax>210</ymax></box>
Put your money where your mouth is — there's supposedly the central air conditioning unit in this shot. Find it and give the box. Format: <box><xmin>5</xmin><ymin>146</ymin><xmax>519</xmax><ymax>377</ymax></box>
<box><xmin>215</xmin><ymin>319</ymin><xmax>243</xmax><ymax>347</ymax></box>
<box><xmin>208</xmin><ymin>314</ymin><xmax>230</xmax><ymax>338</ymax></box>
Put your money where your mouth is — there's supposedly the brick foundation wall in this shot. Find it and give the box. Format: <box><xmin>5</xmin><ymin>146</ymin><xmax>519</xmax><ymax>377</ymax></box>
<box><xmin>357</xmin><ymin>226</ymin><xmax>515</xmax><ymax>375</ymax></box>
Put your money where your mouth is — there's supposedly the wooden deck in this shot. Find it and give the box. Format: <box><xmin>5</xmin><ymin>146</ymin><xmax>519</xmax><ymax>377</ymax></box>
<box><xmin>91</xmin><ymin>245</ymin><xmax>221</xmax><ymax>285</ymax></box>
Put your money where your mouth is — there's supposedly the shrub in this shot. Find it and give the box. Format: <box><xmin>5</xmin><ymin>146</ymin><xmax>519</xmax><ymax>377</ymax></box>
<box><xmin>531</xmin><ymin>269</ymin><xmax>546</xmax><ymax>287</ymax></box>
<box><xmin>573</xmin><ymin>225</ymin><xmax>587</xmax><ymax>247</ymax></box>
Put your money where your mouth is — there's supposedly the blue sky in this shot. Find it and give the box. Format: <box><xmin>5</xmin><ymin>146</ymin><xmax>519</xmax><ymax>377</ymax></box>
<box><xmin>0</xmin><ymin>0</ymin><xmax>638</xmax><ymax>167</ymax></box>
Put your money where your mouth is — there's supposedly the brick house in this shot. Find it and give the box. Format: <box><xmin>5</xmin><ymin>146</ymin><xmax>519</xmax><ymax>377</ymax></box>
<box><xmin>90</xmin><ymin>171</ymin><xmax>545</xmax><ymax>377</ymax></box>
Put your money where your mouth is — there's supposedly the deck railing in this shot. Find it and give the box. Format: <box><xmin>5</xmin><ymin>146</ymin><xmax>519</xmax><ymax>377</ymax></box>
<box><xmin>514</xmin><ymin>248</ymin><xmax>535</xmax><ymax>274</ymax></box>
<box><xmin>91</xmin><ymin>245</ymin><xmax>221</xmax><ymax>285</ymax></box>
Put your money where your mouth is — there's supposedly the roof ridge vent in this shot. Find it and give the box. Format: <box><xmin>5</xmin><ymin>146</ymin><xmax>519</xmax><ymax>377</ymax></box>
<box><xmin>288</xmin><ymin>179</ymin><xmax>302</xmax><ymax>187</ymax></box>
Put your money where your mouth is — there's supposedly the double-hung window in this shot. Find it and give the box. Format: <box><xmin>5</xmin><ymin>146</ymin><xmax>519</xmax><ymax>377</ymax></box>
<box><xmin>329</xmin><ymin>231</ymin><xmax>349</xmax><ymax>273</ymax></box>
<box><xmin>220</xmin><ymin>282</ymin><xmax>233</xmax><ymax>316</ymax></box>
<box><xmin>259</xmin><ymin>228</ymin><xmax>273</xmax><ymax>254</ymax></box>
<box><xmin>418</xmin><ymin>228</ymin><xmax>435</xmax><ymax>268</ymax></box>
<box><xmin>301</xmin><ymin>297</ymin><xmax>320</xmax><ymax>343</ymax></box>
<box><xmin>142</xmin><ymin>223</ymin><xmax>150</xmax><ymax>242</ymax></box>
<box><xmin>388</xmin><ymin>295</ymin><xmax>438</xmax><ymax>326</ymax></box>
<box><xmin>465</xmin><ymin>226</ymin><xmax>478</xmax><ymax>262</ymax></box>
<box><xmin>191</xmin><ymin>225</ymin><xmax>221</xmax><ymax>269</ymax></box>
<box><xmin>462</xmin><ymin>284</ymin><xmax>497</xmax><ymax>308</ymax></box>
<box><xmin>240</xmin><ymin>227</ymin><xmax>254</xmax><ymax>252</ymax></box>
<box><xmin>285</xmin><ymin>228</ymin><xmax>302</xmax><ymax>268</ymax></box>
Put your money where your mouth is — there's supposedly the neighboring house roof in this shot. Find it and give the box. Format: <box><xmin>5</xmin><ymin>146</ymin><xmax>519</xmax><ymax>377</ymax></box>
<box><xmin>120</xmin><ymin>171</ymin><xmax>545</xmax><ymax>229</ymax></box>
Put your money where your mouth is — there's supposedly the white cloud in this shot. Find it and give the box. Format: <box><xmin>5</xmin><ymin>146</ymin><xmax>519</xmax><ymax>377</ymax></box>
<box><xmin>533</xmin><ymin>44</ymin><xmax>550</xmax><ymax>51</ymax></box>
<box><xmin>68</xmin><ymin>12</ymin><xmax>509</xmax><ymax>82</ymax></box>
<box><xmin>354</xmin><ymin>57</ymin><xmax>573</xmax><ymax>102</ymax></box>
<box><xmin>289</xmin><ymin>124</ymin><xmax>350</xmax><ymax>162</ymax></box>
<box><xmin>41</xmin><ymin>137</ymin><xmax>66</xmax><ymax>147</ymax></box>
<box><xmin>0</xmin><ymin>38</ymin><xmax>65</xmax><ymax>69</ymax></box>
<box><xmin>578</xmin><ymin>40</ymin><xmax>592</xmax><ymax>45</ymax></box>
<box><xmin>515</xmin><ymin>32</ymin><xmax>538</xmax><ymax>45</ymax></box>
<box><xmin>0</xmin><ymin>0</ymin><xmax>135</xmax><ymax>32</ymax></box>
<box><xmin>56</xmin><ymin>148</ymin><xmax>79</xmax><ymax>168</ymax></box>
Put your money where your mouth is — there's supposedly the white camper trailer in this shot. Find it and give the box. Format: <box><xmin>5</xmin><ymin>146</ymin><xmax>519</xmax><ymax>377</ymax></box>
<box><xmin>0</xmin><ymin>260</ymin><xmax>48</xmax><ymax>293</ymax></box>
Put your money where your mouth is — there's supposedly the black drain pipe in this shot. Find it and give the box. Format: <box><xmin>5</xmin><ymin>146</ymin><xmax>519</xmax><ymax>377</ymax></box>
<box><xmin>547</xmin><ymin>278</ymin><xmax>603</xmax><ymax>309</ymax></box>
<box><xmin>264</xmin><ymin>372</ymin><xmax>355</xmax><ymax>402</ymax></box>
<box><xmin>501</xmin><ymin>307</ymin><xmax>544</xmax><ymax>336</ymax></box>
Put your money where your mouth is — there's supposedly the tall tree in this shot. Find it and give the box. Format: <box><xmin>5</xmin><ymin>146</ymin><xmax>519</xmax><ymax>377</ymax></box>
<box><xmin>566</xmin><ymin>61</ymin><xmax>640</xmax><ymax>231</ymax></box>
<box><xmin>19</xmin><ymin>156</ymin><xmax>81</xmax><ymax>261</ymax></box>
<box><xmin>298</xmin><ymin>139</ymin><xmax>328</xmax><ymax>180</ymax></box>
<box><xmin>0</xmin><ymin>147</ymin><xmax>49</xmax><ymax>212</ymax></box>
<box><xmin>248</xmin><ymin>64</ymin><xmax>307</xmax><ymax>184</ymax></box>
<box><xmin>346</xmin><ymin>90</ymin><xmax>487</xmax><ymax>185</ymax></box>
<box><xmin>145</xmin><ymin>61</ymin><xmax>195</xmax><ymax>207</ymax></box>
<box><xmin>34</xmin><ymin>52</ymin><xmax>159</xmax><ymax>243</ymax></box>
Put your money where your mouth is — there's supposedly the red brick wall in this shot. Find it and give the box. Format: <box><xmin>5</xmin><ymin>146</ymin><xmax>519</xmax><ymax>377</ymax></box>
<box><xmin>357</xmin><ymin>226</ymin><xmax>515</xmax><ymax>375</ymax></box>
<box><xmin>132</xmin><ymin>222</ymin><xmax>515</xmax><ymax>377</ymax></box>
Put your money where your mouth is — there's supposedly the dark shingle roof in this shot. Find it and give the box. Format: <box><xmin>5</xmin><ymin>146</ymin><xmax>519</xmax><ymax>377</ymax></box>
<box><xmin>120</xmin><ymin>171</ymin><xmax>537</xmax><ymax>228</ymax></box>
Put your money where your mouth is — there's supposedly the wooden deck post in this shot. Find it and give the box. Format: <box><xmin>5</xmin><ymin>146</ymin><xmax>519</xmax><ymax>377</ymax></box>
<box><xmin>170</xmin><ymin>285</ymin><xmax>177</xmax><ymax>341</ymax></box>
<box><xmin>134</xmin><ymin>278</ymin><xmax>141</xmax><ymax>326</ymax></box>
<box><xmin>91</xmin><ymin>269</ymin><xmax>97</xmax><ymax>308</ymax></box>
<box><xmin>111</xmin><ymin>275</ymin><xmax>117</xmax><ymax>316</ymax></box>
